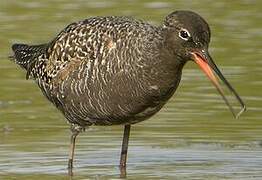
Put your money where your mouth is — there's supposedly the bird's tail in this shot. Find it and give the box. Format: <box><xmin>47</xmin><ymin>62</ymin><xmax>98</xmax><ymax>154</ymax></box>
<box><xmin>10</xmin><ymin>43</ymin><xmax>48</xmax><ymax>79</ymax></box>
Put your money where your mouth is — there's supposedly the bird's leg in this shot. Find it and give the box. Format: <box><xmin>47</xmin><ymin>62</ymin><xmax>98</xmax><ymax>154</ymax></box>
<box><xmin>119</xmin><ymin>124</ymin><xmax>131</xmax><ymax>178</ymax></box>
<box><xmin>68</xmin><ymin>124</ymin><xmax>84</xmax><ymax>176</ymax></box>
<box><xmin>68</xmin><ymin>131</ymin><xmax>79</xmax><ymax>175</ymax></box>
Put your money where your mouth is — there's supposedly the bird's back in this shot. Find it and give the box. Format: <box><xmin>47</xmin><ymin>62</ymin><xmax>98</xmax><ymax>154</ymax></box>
<box><xmin>11</xmin><ymin>16</ymin><xmax>182</xmax><ymax>127</ymax></box>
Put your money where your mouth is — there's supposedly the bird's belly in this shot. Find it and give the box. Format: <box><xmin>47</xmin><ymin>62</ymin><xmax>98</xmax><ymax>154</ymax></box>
<box><xmin>55</xmin><ymin>93</ymin><xmax>159</xmax><ymax>126</ymax></box>
<box><xmin>60</xmin><ymin>94</ymin><xmax>166</xmax><ymax>126</ymax></box>
<box><xmin>46</xmin><ymin>62</ymin><xmax>182</xmax><ymax>127</ymax></box>
<box><xmin>49</xmin><ymin>78</ymin><xmax>178</xmax><ymax>126</ymax></box>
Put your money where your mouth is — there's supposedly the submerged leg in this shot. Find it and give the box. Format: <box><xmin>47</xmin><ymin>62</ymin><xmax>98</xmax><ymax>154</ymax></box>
<box><xmin>68</xmin><ymin>124</ymin><xmax>84</xmax><ymax>176</ymax></box>
<box><xmin>119</xmin><ymin>124</ymin><xmax>131</xmax><ymax>178</ymax></box>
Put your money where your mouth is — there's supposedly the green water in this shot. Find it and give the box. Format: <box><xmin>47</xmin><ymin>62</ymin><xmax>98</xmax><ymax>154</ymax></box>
<box><xmin>0</xmin><ymin>0</ymin><xmax>261</xmax><ymax>179</ymax></box>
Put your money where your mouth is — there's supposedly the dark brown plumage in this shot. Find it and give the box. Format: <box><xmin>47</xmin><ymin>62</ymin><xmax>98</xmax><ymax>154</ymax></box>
<box><xmin>10</xmin><ymin>11</ymin><xmax>245</xmax><ymax>177</ymax></box>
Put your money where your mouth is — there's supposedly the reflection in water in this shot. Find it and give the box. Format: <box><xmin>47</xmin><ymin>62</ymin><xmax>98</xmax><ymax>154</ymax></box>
<box><xmin>0</xmin><ymin>0</ymin><xmax>262</xmax><ymax>179</ymax></box>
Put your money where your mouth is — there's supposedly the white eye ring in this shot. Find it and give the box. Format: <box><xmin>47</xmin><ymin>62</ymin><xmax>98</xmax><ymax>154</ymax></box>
<box><xmin>179</xmin><ymin>28</ymin><xmax>191</xmax><ymax>41</ymax></box>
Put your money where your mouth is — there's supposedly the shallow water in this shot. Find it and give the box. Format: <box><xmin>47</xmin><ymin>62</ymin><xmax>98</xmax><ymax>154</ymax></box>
<box><xmin>0</xmin><ymin>0</ymin><xmax>262</xmax><ymax>179</ymax></box>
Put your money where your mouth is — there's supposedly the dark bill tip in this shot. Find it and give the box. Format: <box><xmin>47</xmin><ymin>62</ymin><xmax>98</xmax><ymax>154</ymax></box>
<box><xmin>191</xmin><ymin>51</ymin><xmax>246</xmax><ymax>118</ymax></box>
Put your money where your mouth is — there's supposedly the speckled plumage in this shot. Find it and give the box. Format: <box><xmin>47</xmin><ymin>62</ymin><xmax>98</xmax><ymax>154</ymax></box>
<box><xmin>12</xmin><ymin>15</ymin><xmax>186</xmax><ymax>127</ymax></box>
<box><xmin>11</xmin><ymin>11</ymin><xmax>245</xmax><ymax>176</ymax></box>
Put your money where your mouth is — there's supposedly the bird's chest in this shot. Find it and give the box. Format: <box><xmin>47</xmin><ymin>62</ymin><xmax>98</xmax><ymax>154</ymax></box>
<box><xmin>128</xmin><ymin>69</ymin><xmax>182</xmax><ymax>120</ymax></box>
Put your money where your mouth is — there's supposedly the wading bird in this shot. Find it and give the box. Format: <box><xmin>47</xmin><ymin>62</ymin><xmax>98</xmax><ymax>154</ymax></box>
<box><xmin>10</xmin><ymin>10</ymin><xmax>245</xmax><ymax>177</ymax></box>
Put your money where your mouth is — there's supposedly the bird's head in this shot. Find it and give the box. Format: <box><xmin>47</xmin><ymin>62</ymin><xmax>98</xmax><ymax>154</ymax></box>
<box><xmin>163</xmin><ymin>10</ymin><xmax>246</xmax><ymax>118</ymax></box>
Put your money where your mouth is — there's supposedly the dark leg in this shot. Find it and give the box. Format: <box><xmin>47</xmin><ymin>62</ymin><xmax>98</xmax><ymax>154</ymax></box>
<box><xmin>119</xmin><ymin>124</ymin><xmax>131</xmax><ymax>178</ymax></box>
<box><xmin>68</xmin><ymin>124</ymin><xmax>83</xmax><ymax>176</ymax></box>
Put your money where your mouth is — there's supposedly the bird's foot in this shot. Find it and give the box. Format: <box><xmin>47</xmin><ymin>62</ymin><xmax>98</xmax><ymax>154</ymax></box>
<box><xmin>119</xmin><ymin>165</ymin><xmax>127</xmax><ymax>178</ymax></box>
<box><xmin>68</xmin><ymin>159</ymin><xmax>74</xmax><ymax>176</ymax></box>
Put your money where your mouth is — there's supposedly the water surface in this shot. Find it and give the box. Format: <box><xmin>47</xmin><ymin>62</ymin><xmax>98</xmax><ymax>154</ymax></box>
<box><xmin>0</xmin><ymin>0</ymin><xmax>262</xmax><ymax>179</ymax></box>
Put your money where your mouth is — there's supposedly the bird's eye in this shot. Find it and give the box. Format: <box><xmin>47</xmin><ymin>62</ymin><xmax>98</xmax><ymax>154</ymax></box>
<box><xmin>179</xmin><ymin>29</ymin><xmax>191</xmax><ymax>41</ymax></box>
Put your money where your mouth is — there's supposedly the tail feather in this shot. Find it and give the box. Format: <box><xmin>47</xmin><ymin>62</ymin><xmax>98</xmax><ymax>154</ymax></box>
<box><xmin>11</xmin><ymin>43</ymin><xmax>48</xmax><ymax>78</ymax></box>
<box><xmin>11</xmin><ymin>43</ymin><xmax>47</xmax><ymax>68</ymax></box>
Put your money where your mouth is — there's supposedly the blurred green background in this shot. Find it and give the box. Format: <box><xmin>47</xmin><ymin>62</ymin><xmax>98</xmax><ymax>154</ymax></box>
<box><xmin>0</xmin><ymin>0</ymin><xmax>261</xmax><ymax>179</ymax></box>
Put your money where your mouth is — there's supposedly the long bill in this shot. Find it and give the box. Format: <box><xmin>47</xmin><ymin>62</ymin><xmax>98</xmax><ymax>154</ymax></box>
<box><xmin>191</xmin><ymin>50</ymin><xmax>246</xmax><ymax>119</ymax></box>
